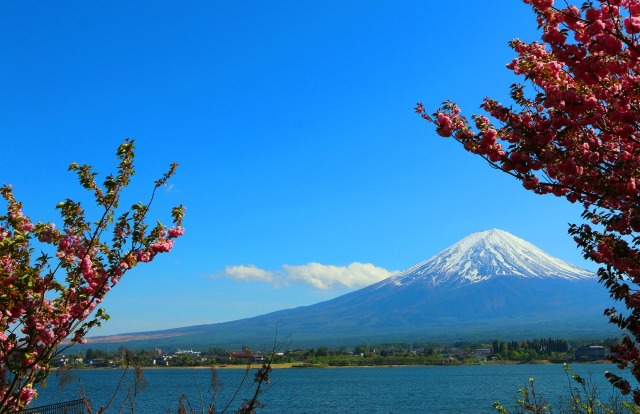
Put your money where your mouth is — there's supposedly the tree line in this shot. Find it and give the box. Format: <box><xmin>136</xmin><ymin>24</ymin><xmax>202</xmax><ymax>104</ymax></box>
<box><xmin>59</xmin><ymin>338</ymin><xmax>616</xmax><ymax>369</ymax></box>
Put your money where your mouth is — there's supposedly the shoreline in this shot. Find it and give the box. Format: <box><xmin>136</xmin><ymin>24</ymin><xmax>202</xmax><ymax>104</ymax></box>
<box><xmin>54</xmin><ymin>360</ymin><xmax>610</xmax><ymax>371</ymax></box>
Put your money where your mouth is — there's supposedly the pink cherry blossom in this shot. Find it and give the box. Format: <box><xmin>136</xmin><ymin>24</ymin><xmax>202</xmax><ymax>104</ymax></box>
<box><xmin>417</xmin><ymin>0</ymin><xmax>640</xmax><ymax>401</ymax></box>
<box><xmin>168</xmin><ymin>226</ymin><xmax>185</xmax><ymax>238</ymax></box>
<box><xmin>0</xmin><ymin>139</ymin><xmax>184</xmax><ymax>411</ymax></box>
<box><xmin>625</xmin><ymin>16</ymin><xmax>640</xmax><ymax>34</ymax></box>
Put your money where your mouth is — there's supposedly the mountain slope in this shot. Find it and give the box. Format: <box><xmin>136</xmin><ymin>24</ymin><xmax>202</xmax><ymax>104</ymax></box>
<box><xmin>86</xmin><ymin>229</ymin><xmax>616</xmax><ymax>349</ymax></box>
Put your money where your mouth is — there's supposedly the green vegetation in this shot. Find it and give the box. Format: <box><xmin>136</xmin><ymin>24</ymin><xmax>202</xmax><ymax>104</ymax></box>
<box><xmin>57</xmin><ymin>338</ymin><xmax>618</xmax><ymax>369</ymax></box>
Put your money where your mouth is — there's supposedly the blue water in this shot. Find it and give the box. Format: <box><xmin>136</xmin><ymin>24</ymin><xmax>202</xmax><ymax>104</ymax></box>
<box><xmin>32</xmin><ymin>364</ymin><xmax>629</xmax><ymax>413</ymax></box>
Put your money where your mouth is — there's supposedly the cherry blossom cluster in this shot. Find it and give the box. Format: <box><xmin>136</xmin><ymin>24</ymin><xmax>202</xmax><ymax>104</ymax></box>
<box><xmin>0</xmin><ymin>139</ymin><xmax>184</xmax><ymax>412</ymax></box>
<box><xmin>417</xmin><ymin>0</ymin><xmax>640</xmax><ymax>402</ymax></box>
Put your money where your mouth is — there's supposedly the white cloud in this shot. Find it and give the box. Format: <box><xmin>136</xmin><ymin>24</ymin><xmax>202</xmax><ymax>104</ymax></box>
<box><xmin>220</xmin><ymin>262</ymin><xmax>394</xmax><ymax>290</ymax></box>
<box><xmin>222</xmin><ymin>264</ymin><xmax>275</xmax><ymax>283</ymax></box>
<box><xmin>283</xmin><ymin>262</ymin><xmax>393</xmax><ymax>289</ymax></box>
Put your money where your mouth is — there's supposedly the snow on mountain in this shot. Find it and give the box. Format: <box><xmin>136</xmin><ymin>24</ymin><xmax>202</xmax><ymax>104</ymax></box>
<box><xmin>380</xmin><ymin>229</ymin><xmax>594</xmax><ymax>288</ymax></box>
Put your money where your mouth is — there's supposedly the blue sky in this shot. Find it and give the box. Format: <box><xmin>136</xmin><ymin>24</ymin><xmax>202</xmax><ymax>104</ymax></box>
<box><xmin>1</xmin><ymin>1</ymin><xmax>592</xmax><ymax>336</ymax></box>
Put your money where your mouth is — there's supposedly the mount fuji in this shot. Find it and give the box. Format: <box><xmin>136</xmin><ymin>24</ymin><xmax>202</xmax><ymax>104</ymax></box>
<box><xmin>87</xmin><ymin>229</ymin><xmax>617</xmax><ymax>349</ymax></box>
<box><xmin>381</xmin><ymin>229</ymin><xmax>594</xmax><ymax>287</ymax></box>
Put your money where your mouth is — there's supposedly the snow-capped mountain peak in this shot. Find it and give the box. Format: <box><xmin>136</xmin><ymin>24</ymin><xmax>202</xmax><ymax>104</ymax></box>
<box><xmin>380</xmin><ymin>229</ymin><xmax>594</xmax><ymax>288</ymax></box>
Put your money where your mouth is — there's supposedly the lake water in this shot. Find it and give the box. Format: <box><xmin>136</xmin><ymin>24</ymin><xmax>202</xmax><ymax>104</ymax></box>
<box><xmin>32</xmin><ymin>364</ymin><xmax>630</xmax><ymax>413</ymax></box>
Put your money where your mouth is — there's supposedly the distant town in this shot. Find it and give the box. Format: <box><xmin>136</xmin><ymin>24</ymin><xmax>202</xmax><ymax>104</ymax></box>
<box><xmin>53</xmin><ymin>338</ymin><xmax>617</xmax><ymax>369</ymax></box>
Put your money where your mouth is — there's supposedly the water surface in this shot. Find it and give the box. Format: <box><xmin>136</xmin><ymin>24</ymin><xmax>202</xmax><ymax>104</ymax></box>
<box><xmin>33</xmin><ymin>364</ymin><xmax>628</xmax><ymax>413</ymax></box>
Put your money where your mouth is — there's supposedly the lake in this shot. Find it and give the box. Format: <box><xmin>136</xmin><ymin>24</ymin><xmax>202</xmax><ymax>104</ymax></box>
<box><xmin>32</xmin><ymin>364</ymin><xmax>630</xmax><ymax>413</ymax></box>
